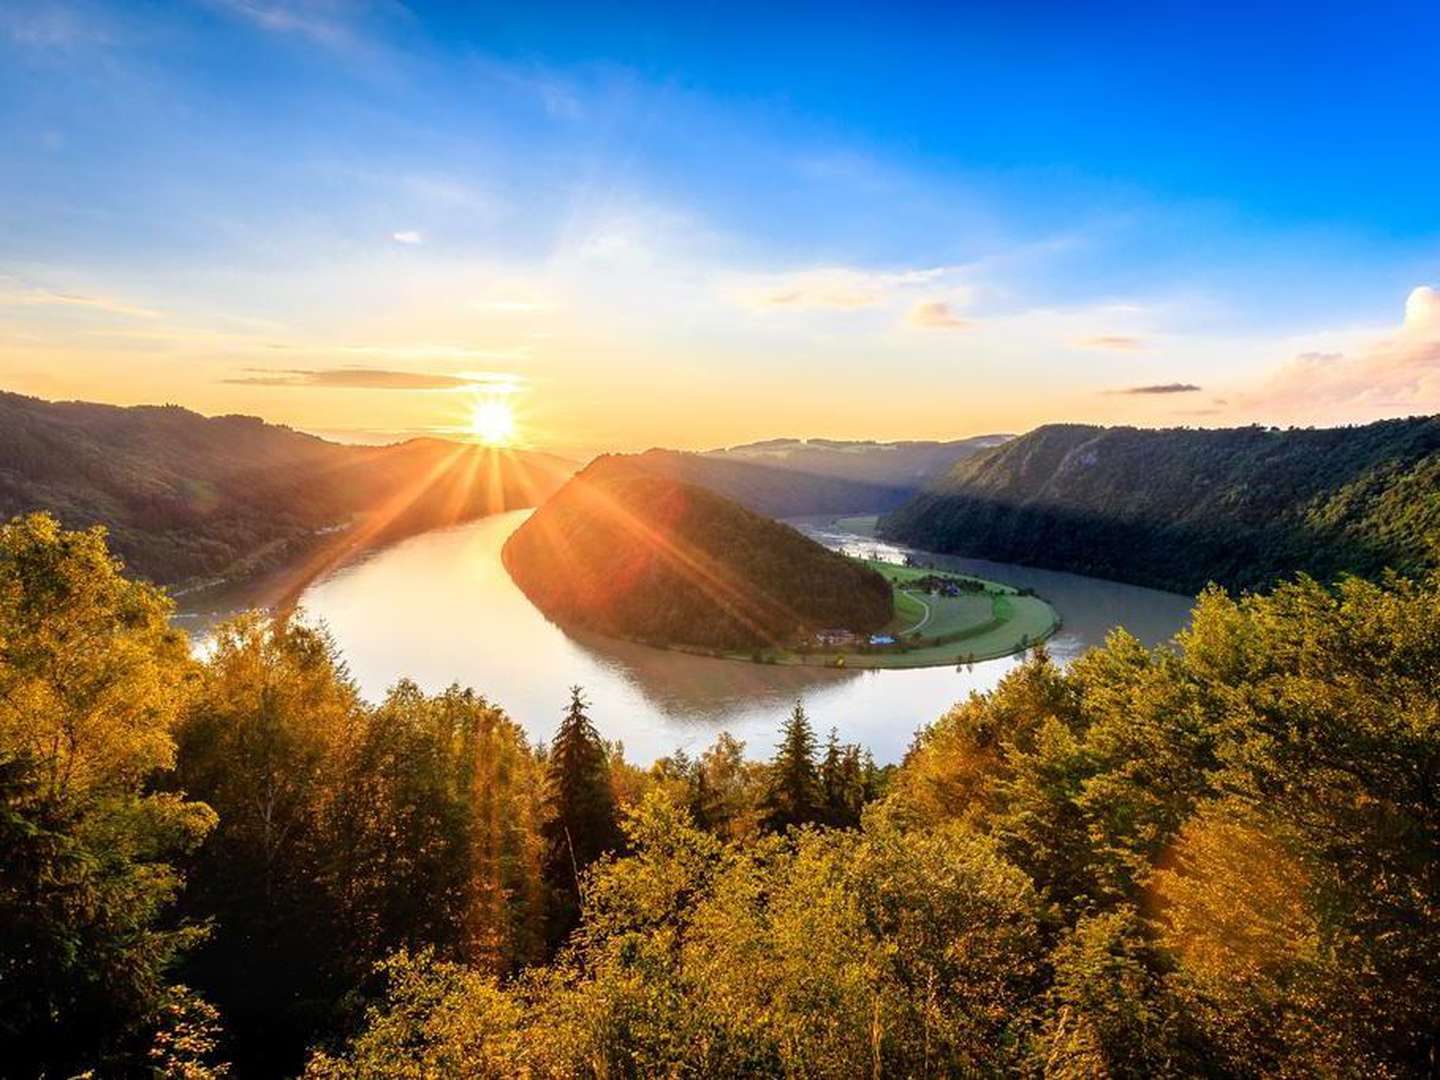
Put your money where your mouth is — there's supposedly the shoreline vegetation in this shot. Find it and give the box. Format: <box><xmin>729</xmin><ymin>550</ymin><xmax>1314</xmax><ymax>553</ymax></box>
<box><xmin>607</xmin><ymin>558</ymin><xmax>1059</xmax><ymax>668</ymax></box>
<box><xmin>597</xmin><ymin>556</ymin><xmax>1060</xmax><ymax>669</ymax></box>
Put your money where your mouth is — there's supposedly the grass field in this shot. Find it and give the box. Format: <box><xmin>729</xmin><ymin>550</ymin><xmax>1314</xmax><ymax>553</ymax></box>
<box><xmin>700</xmin><ymin>557</ymin><xmax>1061</xmax><ymax>670</ymax></box>
<box><xmin>613</xmin><ymin>532</ymin><xmax>1060</xmax><ymax>670</ymax></box>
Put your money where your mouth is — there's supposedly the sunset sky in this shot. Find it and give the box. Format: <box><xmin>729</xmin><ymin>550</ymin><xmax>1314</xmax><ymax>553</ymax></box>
<box><xmin>3</xmin><ymin>1</ymin><xmax>1438</xmax><ymax>455</ymax></box>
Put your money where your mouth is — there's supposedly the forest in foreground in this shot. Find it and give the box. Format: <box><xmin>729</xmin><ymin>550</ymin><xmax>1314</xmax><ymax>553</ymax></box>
<box><xmin>2</xmin><ymin>511</ymin><xmax>1437</xmax><ymax>1078</ymax></box>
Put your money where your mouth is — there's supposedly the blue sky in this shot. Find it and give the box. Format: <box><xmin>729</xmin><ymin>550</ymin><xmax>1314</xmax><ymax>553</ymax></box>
<box><xmin>2</xmin><ymin>1</ymin><xmax>1438</xmax><ymax>451</ymax></box>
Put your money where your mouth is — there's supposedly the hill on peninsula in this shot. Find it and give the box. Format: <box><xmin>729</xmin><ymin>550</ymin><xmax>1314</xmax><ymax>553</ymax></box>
<box><xmin>879</xmin><ymin>417</ymin><xmax>1440</xmax><ymax>594</ymax></box>
<box><xmin>0</xmin><ymin>391</ymin><xmax>574</xmax><ymax>587</ymax></box>
<box><xmin>502</xmin><ymin>456</ymin><xmax>894</xmax><ymax>650</ymax></box>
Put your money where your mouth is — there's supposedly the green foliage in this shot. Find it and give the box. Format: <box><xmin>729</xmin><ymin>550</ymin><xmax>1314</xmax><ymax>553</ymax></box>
<box><xmin>0</xmin><ymin>513</ymin><xmax>217</xmax><ymax>1076</ymax></box>
<box><xmin>174</xmin><ymin>618</ymin><xmax>549</xmax><ymax>1075</ymax></box>
<box><xmin>10</xmin><ymin>508</ymin><xmax>1440</xmax><ymax>1077</ymax></box>
<box><xmin>541</xmin><ymin>687</ymin><xmax>622</xmax><ymax>947</ymax></box>
<box><xmin>760</xmin><ymin>702</ymin><xmax>822</xmax><ymax>832</ymax></box>
<box><xmin>894</xmin><ymin>570</ymin><xmax>1440</xmax><ymax>1075</ymax></box>
<box><xmin>304</xmin><ymin>951</ymin><xmax>522</xmax><ymax>1080</ymax></box>
<box><xmin>503</xmin><ymin>456</ymin><xmax>894</xmax><ymax>650</ymax></box>
<box><xmin>882</xmin><ymin>417</ymin><xmax>1440</xmax><ymax>593</ymax></box>
<box><xmin>316</xmin><ymin>794</ymin><xmax>1045</xmax><ymax>1077</ymax></box>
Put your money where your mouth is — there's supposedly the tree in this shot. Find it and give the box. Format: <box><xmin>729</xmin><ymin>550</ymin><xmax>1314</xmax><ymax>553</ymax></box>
<box><xmin>172</xmin><ymin>611</ymin><xmax>363</xmax><ymax>1076</ymax></box>
<box><xmin>692</xmin><ymin>731</ymin><xmax>765</xmax><ymax>841</ymax></box>
<box><xmin>540</xmin><ymin>686</ymin><xmax>621</xmax><ymax>947</ymax></box>
<box><xmin>820</xmin><ymin>728</ymin><xmax>865</xmax><ymax>829</ymax></box>
<box><xmin>303</xmin><ymin>950</ymin><xmax>522</xmax><ymax>1080</ymax></box>
<box><xmin>326</xmin><ymin>681</ymin><xmax>547</xmax><ymax>978</ymax></box>
<box><xmin>0</xmin><ymin>514</ymin><xmax>216</xmax><ymax>1076</ymax></box>
<box><xmin>761</xmin><ymin>701</ymin><xmax>821</xmax><ymax>832</ymax></box>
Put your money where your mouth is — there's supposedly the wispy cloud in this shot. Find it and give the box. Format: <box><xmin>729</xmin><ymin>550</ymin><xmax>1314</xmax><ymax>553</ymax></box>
<box><xmin>223</xmin><ymin>367</ymin><xmax>526</xmax><ymax>391</ymax></box>
<box><xmin>1107</xmin><ymin>382</ymin><xmax>1202</xmax><ymax>395</ymax></box>
<box><xmin>1073</xmin><ymin>335</ymin><xmax>1146</xmax><ymax>350</ymax></box>
<box><xmin>391</xmin><ymin>229</ymin><xmax>423</xmax><ymax>245</ymax></box>
<box><xmin>209</xmin><ymin>0</ymin><xmax>358</xmax><ymax>49</ymax></box>
<box><xmin>906</xmin><ymin>300</ymin><xmax>972</xmax><ymax>330</ymax></box>
<box><xmin>730</xmin><ymin>266</ymin><xmax>958</xmax><ymax>311</ymax></box>
<box><xmin>0</xmin><ymin>283</ymin><xmax>160</xmax><ymax>319</ymax></box>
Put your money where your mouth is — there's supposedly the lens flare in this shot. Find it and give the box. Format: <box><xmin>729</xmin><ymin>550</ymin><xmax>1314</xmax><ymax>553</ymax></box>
<box><xmin>470</xmin><ymin>400</ymin><xmax>515</xmax><ymax>446</ymax></box>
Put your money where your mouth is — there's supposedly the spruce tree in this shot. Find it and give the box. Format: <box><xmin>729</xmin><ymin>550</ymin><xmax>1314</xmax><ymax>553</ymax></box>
<box><xmin>820</xmin><ymin>728</ymin><xmax>866</xmax><ymax>828</ymax></box>
<box><xmin>761</xmin><ymin>702</ymin><xmax>821</xmax><ymax>832</ymax></box>
<box><xmin>541</xmin><ymin>687</ymin><xmax>620</xmax><ymax>946</ymax></box>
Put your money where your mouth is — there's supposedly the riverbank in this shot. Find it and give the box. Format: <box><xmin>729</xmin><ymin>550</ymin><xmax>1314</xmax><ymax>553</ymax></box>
<box><xmin>602</xmin><ymin>555</ymin><xmax>1059</xmax><ymax>671</ymax></box>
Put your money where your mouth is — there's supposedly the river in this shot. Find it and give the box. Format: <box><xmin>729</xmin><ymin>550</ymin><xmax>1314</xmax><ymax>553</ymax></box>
<box><xmin>183</xmin><ymin>510</ymin><xmax>1194</xmax><ymax>764</ymax></box>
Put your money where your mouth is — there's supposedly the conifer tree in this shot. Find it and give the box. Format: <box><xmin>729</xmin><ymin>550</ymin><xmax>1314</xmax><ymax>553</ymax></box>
<box><xmin>819</xmin><ymin>728</ymin><xmax>868</xmax><ymax>828</ymax></box>
<box><xmin>541</xmin><ymin>687</ymin><xmax>620</xmax><ymax>946</ymax></box>
<box><xmin>762</xmin><ymin>701</ymin><xmax>822</xmax><ymax>832</ymax></box>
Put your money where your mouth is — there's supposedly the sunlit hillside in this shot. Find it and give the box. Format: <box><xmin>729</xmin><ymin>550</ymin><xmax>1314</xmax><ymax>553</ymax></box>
<box><xmin>502</xmin><ymin>455</ymin><xmax>894</xmax><ymax>649</ymax></box>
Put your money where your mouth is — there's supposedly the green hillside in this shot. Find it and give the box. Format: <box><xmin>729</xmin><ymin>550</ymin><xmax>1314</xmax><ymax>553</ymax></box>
<box><xmin>0</xmin><ymin>391</ymin><xmax>574</xmax><ymax>587</ymax></box>
<box><xmin>880</xmin><ymin>418</ymin><xmax>1440</xmax><ymax>593</ymax></box>
<box><xmin>502</xmin><ymin>456</ymin><xmax>893</xmax><ymax>650</ymax></box>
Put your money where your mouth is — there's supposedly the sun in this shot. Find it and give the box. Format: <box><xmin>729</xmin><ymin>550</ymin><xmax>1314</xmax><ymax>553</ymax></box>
<box><xmin>469</xmin><ymin>400</ymin><xmax>516</xmax><ymax>446</ymax></box>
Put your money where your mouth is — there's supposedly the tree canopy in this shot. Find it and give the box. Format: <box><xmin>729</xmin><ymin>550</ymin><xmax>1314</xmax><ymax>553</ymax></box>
<box><xmin>4</xmin><ymin>512</ymin><xmax>1438</xmax><ymax>1077</ymax></box>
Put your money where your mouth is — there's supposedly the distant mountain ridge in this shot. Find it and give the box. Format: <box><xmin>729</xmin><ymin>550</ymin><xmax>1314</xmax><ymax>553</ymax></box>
<box><xmin>0</xmin><ymin>391</ymin><xmax>574</xmax><ymax>587</ymax></box>
<box><xmin>879</xmin><ymin>418</ymin><xmax>1440</xmax><ymax>594</ymax></box>
<box><xmin>503</xmin><ymin>455</ymin><xmax>893</xmax><ymax>651</ymax></box>
<box><xmin>629</xmin><ymin>435</ymin><xmax>1011</xmax><ymax>518</ymax></box>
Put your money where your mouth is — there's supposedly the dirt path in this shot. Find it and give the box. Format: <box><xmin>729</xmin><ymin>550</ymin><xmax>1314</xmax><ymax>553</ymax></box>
<box><xmin>901</xmin><ymin>589</ymin><xmax>932</xmax><ymax>633</ymax></box>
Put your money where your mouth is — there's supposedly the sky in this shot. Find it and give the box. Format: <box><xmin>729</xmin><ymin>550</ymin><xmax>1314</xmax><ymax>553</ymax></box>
<box><xmin>2</xmin><ymin>0</ymin><xmax>1439</xmax><ymax>456</ymax></box>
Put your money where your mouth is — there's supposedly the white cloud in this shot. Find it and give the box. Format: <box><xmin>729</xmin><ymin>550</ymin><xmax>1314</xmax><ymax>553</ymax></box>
<box><xmin>1404</xmin><ymin>285</ymin><xmax>1440</xmax><ymax>334</ymax></box>
<box><xmin>1240</xmin><ymin>286</ymin><xmax>1440</xmax><ymax>416</ymax></box>
<box><xmin>391</xmin><ymin>230</ymin><xmax>423</xmax><ymax>245</ymax></box>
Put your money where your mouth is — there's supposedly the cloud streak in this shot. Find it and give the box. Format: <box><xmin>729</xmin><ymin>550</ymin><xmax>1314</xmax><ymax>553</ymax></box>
<box><xmin>223</xmin><ymin>367</ymin><xmax>525</xmax><ymax>391</ymax></box>
<box><xmin>209</xmin><ymin>0</ymin><xmax>363</xmax><ymax>50</ymax></box>
<box><xmin>1073</xmin><ymin>335</ymin><xmax>1145</xmax><ymax>350</ymax></box>
<box><xmin>1108</xmin><ymin>382</ymin><xmax>1202</xmax><ymax>395</ymax></box>
<box><xmin>0</xmin><ymin>284</ymin><xmax>160</xmax><ymax>319</ymax></box>
<box><xmin>732</xmin><ymin>265</ymin><xmax>958</xmax><ymax>311</ymax></box>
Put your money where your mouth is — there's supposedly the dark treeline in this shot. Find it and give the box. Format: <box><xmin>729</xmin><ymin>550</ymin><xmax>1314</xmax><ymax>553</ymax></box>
<box><xmin>2</xmin><ymin>511</ymin><xmax>1438</xmax><ymax>1077</ymax></box>
<box><xmin>881</xmin><ymin>416</ymin><xmax>1440</xmax><ymax>594</ymax></box>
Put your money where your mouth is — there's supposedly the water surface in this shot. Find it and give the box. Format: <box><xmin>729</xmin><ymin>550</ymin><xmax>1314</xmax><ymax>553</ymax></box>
<box><xmin>193</xmin><ymin>510</ymin><xmax>1194</xmax><ymax>763</ymax></box>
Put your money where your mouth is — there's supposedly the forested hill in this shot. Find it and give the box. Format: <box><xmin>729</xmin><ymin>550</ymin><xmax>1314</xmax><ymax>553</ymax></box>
<box><xmin>879</xmin><ymin>417</ymin><xmax>1440</xmax><ymax>593</ymax></box>
<box><xmin>631</xmin><ymin>434</ymin><xmax>1010</xmax><ymax>517</ymax></box>
<box><xmin>502</xmin><ymin>455</ymin><xmax>893</xmax><ymax>650</ymax></box>
<box><xmin>0</xmin><ymin>391</ymin><xmax>574</xmax><ymax>586</ymax></box>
